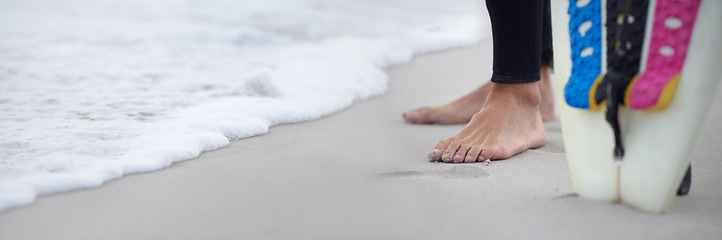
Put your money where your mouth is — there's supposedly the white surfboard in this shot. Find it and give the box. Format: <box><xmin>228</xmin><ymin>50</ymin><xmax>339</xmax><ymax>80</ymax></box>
<box><xmin>551</xmin><ymin>0</ymin><xmax>722</xmax><ymax>212</ymax></box>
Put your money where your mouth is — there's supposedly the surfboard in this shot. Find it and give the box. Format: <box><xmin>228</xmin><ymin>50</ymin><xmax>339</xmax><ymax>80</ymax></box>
<box><xmin>551</xmin><ymin>0</ymin><xmax>722</xmax><ymax>212</ymax></box>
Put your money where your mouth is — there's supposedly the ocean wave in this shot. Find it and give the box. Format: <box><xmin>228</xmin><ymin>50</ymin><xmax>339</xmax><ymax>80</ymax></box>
<box><xmin>0</xmin><ymin>0</ymin><xmax>488</xmax><ymax>212</ymax></box>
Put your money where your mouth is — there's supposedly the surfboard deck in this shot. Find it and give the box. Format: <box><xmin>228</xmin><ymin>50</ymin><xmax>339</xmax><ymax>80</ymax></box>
<box><xmin>551</xmin><ymin>0</ymin><xmax>722</xmax><ymax>212</ymax></box>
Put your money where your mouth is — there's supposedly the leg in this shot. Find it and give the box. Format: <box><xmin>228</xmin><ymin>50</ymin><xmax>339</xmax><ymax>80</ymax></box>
<box><xmin>403</xmin><ymin>0</ymin><xmax>555</xmax><ymax>124</ymax></box>
<box><xmin>429</xmin><ymin>0</ymin><xmax>547</xmax><ymax>162</ymax></box>
<box><xmin>539</xmin><ymin>0</ymin><xmax>556</xmax><ymax>121</ymax></box>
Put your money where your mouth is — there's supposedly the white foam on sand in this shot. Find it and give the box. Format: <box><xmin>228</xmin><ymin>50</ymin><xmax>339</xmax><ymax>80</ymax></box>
<box><xmin>0</xmin><ymin>0</ymin><xmax>488</xmax><ymax>212</ymax></box>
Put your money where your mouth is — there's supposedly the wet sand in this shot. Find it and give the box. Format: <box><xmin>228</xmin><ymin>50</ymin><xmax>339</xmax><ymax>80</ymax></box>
<box><xmin>1</xmin><ymin>40</ymin><xmax>721</xmax><ymax>240</ymax></box>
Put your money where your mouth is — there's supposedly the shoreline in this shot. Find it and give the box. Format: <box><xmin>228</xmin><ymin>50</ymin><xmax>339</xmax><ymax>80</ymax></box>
<box><xmin>1</xmin><ymin>40</ymin><xmax>721</xmax><ymax>239</ymax></box>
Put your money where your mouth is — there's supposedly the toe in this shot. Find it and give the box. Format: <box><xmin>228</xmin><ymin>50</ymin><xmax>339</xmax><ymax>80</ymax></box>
<box><xmin>479</xmin><ymin>146</ymin><xmax>499</xmax><ymax>161</ymax></box>
<box><xmin>403</xmin><ymin>108</ymin><xmax>431</xmax><ymax>123</ymax></box>
<box><xmin>433</xmin><ymin>139</ymin><xmax>452</xmax><ymax>155</ymax></box>
<box><xmin>453</xmin><ymin>144</ymin><xmax>472</xmax><ymax>163</ymax></box>
<box><xmin>452</xmin><ymin>154</ymin><xmax>465</xmax><ymax>163</ymax></box>
<box><xmin>480</xmin><ymin>146</ymin><xmax>516</xmax><ymax>160</ymax></box>
<box><xmin>427</xmin><ymin>148</ymin><xmax>443</xmax><ymax>161</ymax></box>
<box><xmin>442</xmin><ymin>142</ymin><xmax>461</xmax><ymax>163</ymax></box>
<box><xmin>492</xmin><ymin>146</ymin><xmax>515</xmax><ymax>160</ymax></box>
<box><xmin>402</xmin><ymin>110</ymin><xmax>419</xmax><ymax>122</ymax></box>
<box><xmin>465</xmin><ymin>145</ymin><xmax>483</xmax><ymax>163</ymax></box>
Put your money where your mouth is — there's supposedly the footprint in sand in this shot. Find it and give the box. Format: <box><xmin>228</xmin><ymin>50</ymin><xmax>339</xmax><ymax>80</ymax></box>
<box><xmin>377</xmin><ymin>165</ymin><xmax>490</xmax><ymax>179</ymax></box>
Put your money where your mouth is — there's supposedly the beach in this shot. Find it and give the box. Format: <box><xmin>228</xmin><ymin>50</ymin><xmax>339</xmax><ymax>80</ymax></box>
<box><xmin>0</xmin><ymin>0</ymin><xmax>486</xmax><ymax>212</ymax></box>
<box><xmin>1</xmin><ymin>40</ymin><xmax>721</xmax><ymax>239</ymax></box>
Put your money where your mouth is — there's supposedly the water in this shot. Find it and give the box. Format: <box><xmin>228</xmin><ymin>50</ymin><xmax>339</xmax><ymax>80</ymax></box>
<box><xmin>0</xmin><ymin>0</ymin><xmax>488</xmax><ymax>212</ymax></box>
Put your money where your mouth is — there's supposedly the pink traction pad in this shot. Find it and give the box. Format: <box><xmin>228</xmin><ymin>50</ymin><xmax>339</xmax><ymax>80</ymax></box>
<box><xmin>628</xmin><ymin>0</ymin><xmax>701</xmax><ymax>109</ymax></box>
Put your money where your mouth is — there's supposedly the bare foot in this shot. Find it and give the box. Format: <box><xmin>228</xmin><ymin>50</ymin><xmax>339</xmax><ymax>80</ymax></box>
<box><xmin>427</xmin><ymin>82</ymin><xmax>546</xmax><ymax>162</ymax></box>
<box><xmin>403</xmin><ymin>65</ymin><xmax>555</xmax><ymax>124</ymax></box>
<box><xmin>539</xmin><ymin>64</ymin><xmax>556</xmax><ymax>121</ymax></box>
<box><xmin>402</xmin><ymin>83</ymin><xmax>491</xmax><ymax>124</ymax></box>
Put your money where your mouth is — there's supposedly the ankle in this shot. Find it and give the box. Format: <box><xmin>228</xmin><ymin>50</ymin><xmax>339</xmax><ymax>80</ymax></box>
<box><xmin>487</xmin><ymin>82</ymin><xmax>542</xmax><ymax>108</ymax></box>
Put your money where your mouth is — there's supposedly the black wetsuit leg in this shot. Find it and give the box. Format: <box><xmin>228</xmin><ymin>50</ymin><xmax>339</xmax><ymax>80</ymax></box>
<box><xmin>541</xmin><ymin>0</ymin><xmax>554</xmax><ymax>68</ymax></box>
<box><xmin>486</xmin><ymin>0</ymin><xmax>552</xmax><ymax>83</ymax></box>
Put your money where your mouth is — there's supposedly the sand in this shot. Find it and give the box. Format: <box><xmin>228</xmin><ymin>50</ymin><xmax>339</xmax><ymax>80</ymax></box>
<box><xmin>1</xmin><ymin>40</ymin><xmax>721</xmax><ymax>240</ymax></box>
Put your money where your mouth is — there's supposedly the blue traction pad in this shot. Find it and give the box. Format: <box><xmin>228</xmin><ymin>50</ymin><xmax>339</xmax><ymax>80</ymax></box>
<box><xmin>564</xmin><ymin>0</ymin><xmax>603</xmax><ymax>109</ymax></box>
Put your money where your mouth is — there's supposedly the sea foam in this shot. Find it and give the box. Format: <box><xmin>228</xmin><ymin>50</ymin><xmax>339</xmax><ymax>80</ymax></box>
<box><xmin>0</xmin><ymin>0</ymin><xmax>488</xmax><ymax>212</ymax></box>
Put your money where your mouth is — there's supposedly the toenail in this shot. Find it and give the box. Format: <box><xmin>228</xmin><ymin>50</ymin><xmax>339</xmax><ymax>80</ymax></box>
<box><xmin>465</xmin><ymin>155</ymin><xmax>474</xmax><ymax>161</ymax></box>
<box><xmin>478</xmin><ymin>155</ymin><xmax>485</xmax><ymax>161</ymax></box>
<box><xmin>453</xmin><ymin>154</ymin><xmax>463</xmax><ymax>162</ymax></box>
<box><xmin>443</xmin><ymin>153</ymin><xmax>452</xmax><ymax>161</ymax></box>
<box><xmin>428</xmin><ymin>149</ymin><xmax>442</xmax><ymax>158</ymax></box>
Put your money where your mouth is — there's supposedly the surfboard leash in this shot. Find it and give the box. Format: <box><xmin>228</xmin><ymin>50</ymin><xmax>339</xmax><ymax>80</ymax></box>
<box><xmin>597</xmin><ymin>0</ymin><xmax>651</xmax><ymax>161</ymax></box>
